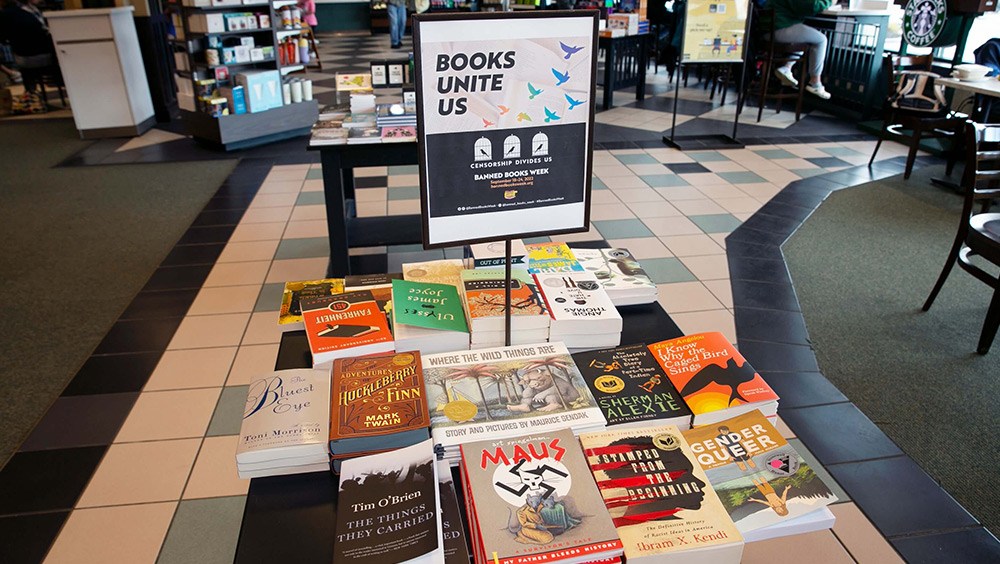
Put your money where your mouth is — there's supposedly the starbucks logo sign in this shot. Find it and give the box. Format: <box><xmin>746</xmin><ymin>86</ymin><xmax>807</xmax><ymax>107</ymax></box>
<box><xmin>903</xmin><ymin>0</ymin><xmax>947</xmax><ymax>48</ymax></box>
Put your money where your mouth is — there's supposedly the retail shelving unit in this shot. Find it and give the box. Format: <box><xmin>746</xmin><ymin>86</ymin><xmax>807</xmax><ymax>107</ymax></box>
<box><xmin>167</xmin><ymin>0</ymin><xmax>318</xmax><ymax>150</ymax></box>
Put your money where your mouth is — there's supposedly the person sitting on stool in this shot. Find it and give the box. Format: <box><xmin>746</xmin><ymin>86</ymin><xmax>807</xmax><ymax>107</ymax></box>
<box><xmin>767</xmin><ymin>0</ymin><xmax>832</xmax><ymax>99</ymax></box>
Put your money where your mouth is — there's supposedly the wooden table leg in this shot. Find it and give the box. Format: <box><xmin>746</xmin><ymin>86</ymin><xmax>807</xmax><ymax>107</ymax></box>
<box><xmin>321</xmin><ymin>148</ymin><xmax>351</xmax><ymax>278</ymax></box>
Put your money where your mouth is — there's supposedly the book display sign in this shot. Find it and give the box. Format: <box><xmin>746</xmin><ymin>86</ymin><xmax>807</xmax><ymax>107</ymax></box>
<box><xmin>413</xmin><ymin>11</ymin><xmax>598</xmax><ymax>248</ymax></box>
<box><xmin>681</xmin><ymin>0</ymin><xmax>749</xmax><ymax>63</ymax></box>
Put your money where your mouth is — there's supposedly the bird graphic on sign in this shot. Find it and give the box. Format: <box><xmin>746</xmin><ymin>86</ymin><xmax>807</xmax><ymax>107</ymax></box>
<box><xmin>528</xmin><ymin>83</ymin><xmax>544</xmax><ymax>99</ymax></box>
<box><xmin>544</xmin><ymin>107</ymin><xmax>560</xmax><ymax>122</ymax></box>
<box><xmin>564</xmin><ymin>94</ymin><xmax>584</xmax><ymax>110</ymax></box>
<box><xmin>552</xmin><ymin>68</ymin><xmax>570</xmax><ymax>86</ymax></box>
<box><xmin>559</xmin><ymin>42</ymin><xmax>584</xmax><ymax>60</ymax></box>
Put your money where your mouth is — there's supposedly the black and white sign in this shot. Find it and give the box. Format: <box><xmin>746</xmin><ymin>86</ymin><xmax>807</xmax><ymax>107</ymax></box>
<box><xmin>413</xmin><ymin>11</ymin><xmax>598</xmax><ymax>248</ymax></box>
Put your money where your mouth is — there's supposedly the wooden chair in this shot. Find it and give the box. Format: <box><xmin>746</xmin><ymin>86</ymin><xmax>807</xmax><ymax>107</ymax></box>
<box><xmin>300</xmin><ymin>25</ymin><xmax>323</xmax><ymax>71</ymax></box>
<box><xmin>923</xmin><ymin>121</ymin><xmax>1000</xmax><ymax>354</ymax></box>
<box><xmin>868</xmin><ymin>54</ymin><xmax>965</xmax><ymax>179</ymax></box>
<box><xmin>740</xmin><ymin>6</ymin><xmax>809</xmax><ymax>123</ymax></box>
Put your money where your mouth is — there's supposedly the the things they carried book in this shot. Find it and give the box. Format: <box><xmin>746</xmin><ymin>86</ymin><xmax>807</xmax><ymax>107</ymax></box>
<box><xmin>458</xmin><ymin>428</ymin><xmax>623</xmax><ymax>564</ymax></box>
<box><xmin>333</xmin><ymin>439</ymin><xmax>444</xmax><ymax>564</ymax></box>
<box><xmin>681</xmin><ymin>410</ymin><xmax>838</xmax><ymax>542</ymax></box>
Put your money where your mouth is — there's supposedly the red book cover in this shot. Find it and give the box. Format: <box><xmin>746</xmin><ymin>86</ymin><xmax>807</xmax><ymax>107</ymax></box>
<box><xmin>300</xmin><ymin>291</ymin><xmax>393</xmax><ymax>362</ymax></box>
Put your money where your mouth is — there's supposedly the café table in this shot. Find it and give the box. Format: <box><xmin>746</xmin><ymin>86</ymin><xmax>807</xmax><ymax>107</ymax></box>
<box><xmin>929</xmin><ymin>77</ymin><xmax>1000</xmax><ymax>192</ymax></box>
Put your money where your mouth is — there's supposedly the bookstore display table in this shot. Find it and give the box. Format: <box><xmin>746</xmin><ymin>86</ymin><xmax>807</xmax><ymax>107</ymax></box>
<box><xmin>232</xmin><ymin>301</ymin><xmax>683</xmax><ymax>563</ymax></box>
<box><xmin>598</xmin><ymin>33</ymin><xmax>650</xmax><ymax>111</ymax></box>
<box><xmin>308</xmin><ymin>141</ymin><xmax>422</xmax><ymax>277</ymax></box>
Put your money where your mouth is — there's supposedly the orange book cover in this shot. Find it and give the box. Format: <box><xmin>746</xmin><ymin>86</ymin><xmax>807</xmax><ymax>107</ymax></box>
<box><xmin>300</xmin><ymin>290</ymin><xmax>392</xmax><ymax>356</ymax></box>
<box><xmin>330</xmin><ymin>351</ymin><xmax>430</xmax><ymax>442</ymax></box>
<box><xmin>647</xmin><ymin>332</ymin><xmax>777</xmax><ymax>416</ymax></box>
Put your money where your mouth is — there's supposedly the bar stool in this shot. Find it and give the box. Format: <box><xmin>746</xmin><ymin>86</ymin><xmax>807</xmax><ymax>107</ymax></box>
<box><xmin>741</xmin><ymin>7</ymin><xmax>809</xmax><ymax>122</ymax></box>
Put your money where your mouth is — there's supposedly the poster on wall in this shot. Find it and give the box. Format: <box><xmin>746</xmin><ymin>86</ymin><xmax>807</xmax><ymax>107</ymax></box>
<box><xmin>413</xmin><ymin>11</ymin><xmax>598</xmax><ymax>248</ymax></box>
<box><xmin>681</xmin><ymin>0</ymin><xmax>749</xmax><ymax>63</ymax></box>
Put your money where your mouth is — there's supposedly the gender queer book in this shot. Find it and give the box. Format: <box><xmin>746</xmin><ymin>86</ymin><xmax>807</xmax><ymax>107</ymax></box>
<box><xmin>573</xmin><ymin>343</ymin><xmax>692</xmax><ymax>430</ymax></box>
<box><xmin>578</xmin><ymin>425</ymin><xmax>744</xmax><ymax>564</ymax></box>
<box><xmin>571</xmin><ymin>247</ymin><xmax>657</xmax><ymax>306</ymax></box>
<box><xmin>534</xmin><ymin>271</ymin><xmax>622</xmax><ymax>349</ymax></box>
<box><xmin>278</xmin><ymin>278</ymin><xmax>345</xmax><ymax>330</ymax></box>
<box><xmin>458</xmin><ymin>428</ymin><xmax>624</xmax><ymax>564</ymax></box>
<box><xmin>460</xmin><ymin>268</ymin><xmax>550</xmax><ymax>333</ymax></box>
<box><xmin>334</xmin><ymin>439</ymin><xmax>444</xmax><ymax>564</ymax></box>
<box><xmin>391</xmin><ymin>279</ymin><xmax>470</xmax><ymax>355</ymax></box>
<box><xmin>524</xmin><ymin>242</ymin><xmax>584</xmax><ymax>273</ymax></box>
<box><xmin>236</xmin><ymin>368</ymin><xmax>330</xmax><ymax>478</ymax></box>
<box><xmin>436</xmin><ymin>459</ymin><xmax>472</xmax><ymax>564</ymax></box>
<box><xmin>300</xmin><ymin>291</ymin><xmax>394</xmax><ymax>368</ymax></box>
<box><xmin>682</xmin><ymin>411</ymin><xmax>837</xmax><ymax>542</ymax></box>
<box><xmin>647</xmin><ymin>332</ymin><xmax>779</xmax><ymax>427</ymax></box>
<box><xmin>421</xmin><ymin>341</ymin><xmax>606</xmax><ymax>465</ymax></box>
<box><xmin>329</xmin><ymin>351</ymin><xmax>431</xmax><ymax>456</ymax></box>
<box><xmin>381</xmin><ymin>125</ymin><xmax>418</xmax><ymax>143</ymax></box>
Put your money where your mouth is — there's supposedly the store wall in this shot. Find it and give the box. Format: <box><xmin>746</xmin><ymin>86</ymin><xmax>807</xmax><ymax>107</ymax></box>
<box><xmin>315</xmin><ymin>0</ymin><xmax>371</xmax><ymax>31</ymax></box>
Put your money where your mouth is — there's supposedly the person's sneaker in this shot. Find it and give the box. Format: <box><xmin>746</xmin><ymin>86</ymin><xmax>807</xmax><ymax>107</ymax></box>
<box><xmin>774</xmin><ymin>66</ymin><xmax>798</xmax><ymax>88</ymax></box>
<box><xmin>806</xmin><ymin>83</ymin><xmax>831</xmax><ymax>99</ymax></box>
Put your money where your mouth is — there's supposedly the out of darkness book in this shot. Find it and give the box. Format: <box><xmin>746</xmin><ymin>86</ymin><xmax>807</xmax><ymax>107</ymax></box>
<box><xmin>436</xmin><ymin>459</ymin><xmax>471</xmax><ymax>564</ymax></box>
<box><xmin>330</xmin><ymin>351</ymin><xmax>430</xmax><ymax>443</ymax></box>
<box><xmin>573</xmin><ymin>343</ymin><xmax>692</xmax><ymax>429</ymax></box>
<box><xmin>334</xmin><ymin>439</ymin><xmax>443</xmax><ymax>564</ymax></box>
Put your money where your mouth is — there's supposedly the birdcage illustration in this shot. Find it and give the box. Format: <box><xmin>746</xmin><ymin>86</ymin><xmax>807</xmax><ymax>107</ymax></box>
<box><xmin>474</xmin><ymin>137</ymin><xmax>493</xmax><ymax>162</ymax></box>
<box><xmin>531</xmin><ymin>132</ymin><xmax>549</xmax><ymax>157</ymax></box>
<box><xmin>502</xmin><ymin>134</ymin><xmax>521</xmax><ymax>159</ymax></box>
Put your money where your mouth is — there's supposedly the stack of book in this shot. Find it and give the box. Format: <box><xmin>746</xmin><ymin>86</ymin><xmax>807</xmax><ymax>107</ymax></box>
<box><xmin>344</xmin><ymin>272</ymin><xmax>399</xmax><ymax>329</ymax></box>
<box><xmin>236</xmin><ymin>368</ymin><xmax>331</xmax><ymax>479</ymax></box>
<box><xmin>300</xmin><ymin>290</ymin><xmax>394</xmax><ymax>368</ymax></box>
<box><xmin>466</xmin><ymin>239</ymin><xmax>528</xmax><ymax>269</ymax></box>
<box><xmin>391</xmin><ymin>278</ymin><xmax>470</xmax><ymax>354</ymax></box>
<box><xmin>525</xmin><ymin>241</ymin><xmax>584</xmax><ymax>274</ymax></box>
<box><xmin>535</xmin><ymin>271</ymin><xmax>622</xmax><ymax>350</ymax></box>
<box><xmin>421</xmin><ymin>341</ymin><xmax>607</xmax><ymax>465</ymax></box>
<box><xmin>647</xmin><ymin>332</ymin><xmax>779</xmax><ymax>426</ymax></box>
<box><xmin>459</xmin><ymin>428</ymin><xmax>624</xmax><ymax>564</ymax></box>
<box><xmin>571</xmin><ymin>247</ymin><xmax>658</xmax><ymax>306</ymax></box>
<box><xmin>460</xmin><ymin>267</ymin><xmax>550</xmax><ymax>348</ymax></box>
<box><xmin>309</xmin><ymin>119</ymin><xmax>348</xmax><ymax>146</ymax></box>
<box><xmin>277</xmin><ymin>277</ymin><xmax>344</xmax><ymax>331</ymax></box>
<box><xmin>328</xmin><ymin>351</ymin><xmax>432</xmax><ymax>473</ymax></box>
<box><xmin>402</xmin><ymin>259</ymin><xmax>466</xmax><ymax>287</ymax></box>
<box><xmin>375</xmin><ymin>102</ymin><xmax>417</xmax><ymax>142</ymax></box>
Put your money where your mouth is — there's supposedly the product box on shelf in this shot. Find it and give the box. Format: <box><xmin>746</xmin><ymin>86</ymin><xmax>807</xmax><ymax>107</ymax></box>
<box><xmin>608</xmin><ymin>13</ymin><xmax>639</xmax><ymax>35</ymax></box>
<box><xmin>220</xmin><ymin>85</ymin><xmax>247</xmax><ymax>114</ymax></box>
<box><xmin>210</xmin><ymin>0</ymin><xmax>243</xmax><ymax>6</ymax></box>
<box><xmin>188</xmin><ymin>13</ymin><xmax>225</xmax><ymax>33</ymax></box>
<box><xmin>235</xmin><ymin>70</ymin><xmax>282</xmax><ymax>113</ymax></box>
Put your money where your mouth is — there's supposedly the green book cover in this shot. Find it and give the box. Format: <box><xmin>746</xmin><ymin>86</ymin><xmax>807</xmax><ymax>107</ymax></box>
<box><xmin>391</xmin><ymin>279</ymin><xmax>468</xmax><ymax>333</ymax></box>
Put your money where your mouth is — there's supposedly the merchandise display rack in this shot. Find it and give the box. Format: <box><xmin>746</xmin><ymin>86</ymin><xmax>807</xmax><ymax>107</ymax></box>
<box><xmin>167</xmin><ymin>0</ymin><xmax>318</xmax><ymax>150</ymax></box>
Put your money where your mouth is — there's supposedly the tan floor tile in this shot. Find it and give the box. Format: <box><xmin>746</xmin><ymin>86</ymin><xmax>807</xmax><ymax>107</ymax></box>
<box><xmin>356</xmin><ymin>200</ymin><xmax>388</xmax><ymax>217</ymax></box>
<box><xmin>265</xmin><ymin>257</ymin><xmax>328</xmax><ymax>284</ymax></box>
<box><xmin>560</xmin><ymin>226</ymin><xmax>604</xmax><ymax>243</ymax></box>
<box><xmin>642</xmin><ymin>216</ymin><xmax>704</xmax><ymax>237</ymax></box>
<box><xmin>757</xmin><ymin>168</ymin><xmax>800</xmax><ymax>187</ymax></box>
<box><xmin>168</xmin><ymin>313</ymin><xmax>251</xmax><ymax>350</ymax></box>
<box><xmin>203</xmin><ymin>261</ymin><xmax>271</xmax><ymax>288</ymax></box>
<box><xmin>703</xmin><ymin>279</ymin><xmax>734</xmax><ymax>308</ymax></box>
<box><xmin>356</xmin><ymin>187</ymin><xmax>387</xmax><ymax>201</ymax></box>
<box><xmin>217</xmin><ymin>241</ymin><xmax>279</xmax><ymax>264</ymax></box>
<box><xmin>646</xmin><ymin>148</ymin><xmax>694</xmax><ymax>163</ymax></box>
<box><xmin>607</xmin><ymin>237</ymin><xmax>672</xmax><ymax>259</ymax></box>
<box><xmin>695</xmin><ymin>183</ymin><xmax>743</xmax><ymax>200</ymax></box>
<box><xmin>679</xmin><ymin>254</ymin><xmax>730</xmax><ymax>280</ymax></box>
<box><xmin>678</xmin><ymin>172</ymin><xmax>728</xmax><ymax>185</ymax></box>
<box><xmin>771</xmin><ymin>157</ymin><xmax>819</xmax><ymax>170</ymax></box>
<box><xmin>289</xmin><ymin>205</ymin><xmax>327</xmax><ymax>222</ymax></box>
<box><xmin>271</xmin><ymin>163</ymin><xmax>310</xmax><ymax>172</ymax></box>
<box><xmin>354</xmin><ymin>165</ymin><xmax>387</xmax><ymax>177</ymax></box>
<box><xmin>710</xmin><ymin>232</ymin><xmax>729</xmax><ymax>247</ymax></box>
<box><xmin>717</xmin><ymin>196</ymin><xmax>765</xmax><ymax>214</ymax></box>
<box><xmin>388</xmin><ymin>173</ymin><xmax>420</xmax><ymax>187</ymax></box>
<box><xmin>146</xmin><ymin>347</ymin><xmax>237</xmax><ymax>391</ymax></box>
<box><xmin>627</xmin><ymin>163</ymin><xmax>670</xmax><ymax>175</ymax></box>
<box><xmin>671</xmin><ymin>198</ymin><xmax>727</xmax><ymax>215</ymax></box>
<box><xmin>629</xmin><ymin>200</ymin><xmax>684</xmax><ymax>219</ymax></box>
<box><xmin>591</xmin><ymin>203</ymin><xmax>636</xmax><ymax>221</ymax></box>
<box><xmin>737</xmin><ymin>182</ymin><xmax>784</xmax><ymax>202</ymax></box>
<box><xmin>831</xmin><ymin>503</ymin><xmax>905</xmax><ymax>563</ymax></box>
<box><xmin>732</xmin><ymin>212</ymin><xmax>754</xmax><ymax>221</ymax></box>
<box><xmin>188</xmin><ymin>285</ymin><xmax>261</xmax><ymax>315</ymax></box>
<box><xmin>77</xmin><ymin>439</ymin><xmax>201</xmax><ymax>507</ymax></box>
<box><xmin>257</xmin><ymin>179</ymin><xmax>304</xmax><ymax>194</ymax></box>
<box><xmin>248</xmin><ymin>193</ymin><xmax>300</xmax><ymax>209</ymax></box>
<box><xmin>742</xmin><ymin>530</ymin><xmax>853</xmax><ymax>563</ymax></box>
<box><xmin>302</xmin><ymin>178</ymin><xmax>324</xmax><ymax>192</ymax></box>
<box><xmin>44</xmin><ymin>502</ymin><xmax>177</xmax><ymax>564</ymax></box>
<box><xmin>283</xmin><ymin>219</ymin><xmax>328</xmax><ymax>239</ymax></box>
<box><xmin>241</xmin><ymin>311</ymin><xmax>285</xmax><ymax>345</ymax></box>
<box><xmin>603</xmin><ymin>175</ymin><xmax>649</xmax><ymax>189</ymax></box>
<box><xmin>591</xmin><ymin>190</ymin><xmax>622</xmax><ymax>205</ymax></box>
<box><xmin>227</xmin><ymin>343</ymin><xmax>282</xmax><ymax>386</ymax></box>
<box><xmin>783</xmin><ymin>145</ymin><xmax>830</xmax><ymax>158</ymax></box>
<box><xmin>656</xmin><ymin>186</ymin><xmax>710</xmax><ymax>201</ymax></box>
<box><xmin>230</xmin><ymin>222</ymin><xmax>286</xmax><ymax>243</ymax></box>
<box><xmin>116</xmin><ymin>389</ymin><xmax>221</xmax><ymax>442</ymax></box>
<box><xmin>240</xmin><ymin>206</ymin><xmax>293</xmax><ymax>224</ymax></box>
<box><xmin>184</xmin><ymin>435</ymin><xmax>250</xmax><ymax>499</ymax></box>
<box><xmin>612</xmin><ymin>188</ymin><xmax>663</xmax><ymax>203</ymax></box>
<box><xmin>774</xmin><ymin>415</ymin><xmax>796</xmax><ymax>439</ymax></box>
<box><xmin>659</xmin><ymin>233</ymin><xmax>726</xmax><ymax>256</ymax></box>
<box><xmin>656</xmin><ymin>281</ymin><xmax>724</xmax><ymax>313</ymax></box>
<box><xmin>593</xmin><ymin>164</ymin><xmax>635</xmax><ymax>178</ymax></box>
<box><xmin>670</xmin><ymin>309</ymin><xmax>736</xmax><ymax>343</ymax></box>
<box><xmin>702</xmin><ymin>160</ymin><xmax>747</xmax><ymax>173</ymax></box>
<box><xmin>388</xmin><ymin>199</ymin><xmax>421</xmax><ymax>215</ymax></box>
<box><xmin>264</xmin><ymin>168</ymin><xmax>308</xmax><ymax>182</ymax></box>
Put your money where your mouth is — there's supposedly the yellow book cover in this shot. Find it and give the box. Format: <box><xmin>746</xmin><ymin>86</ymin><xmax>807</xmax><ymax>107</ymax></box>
<box><xmin>278</xmin><ymin>278</ymin><xmax>345</xmax><ymax>328</ymax></box>
<box><xmin>525</xmin><ymin>242</ymin><xmax>584</xmax><ymax>273</ymax></box>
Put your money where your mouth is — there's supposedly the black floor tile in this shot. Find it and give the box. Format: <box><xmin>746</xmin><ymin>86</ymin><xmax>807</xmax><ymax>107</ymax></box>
<box><xmin>141</xmin><ymin>265</ymin><xmax>213</xmax><ymax>292</ymax></box>
<box><xmin>62</xmin><ymin>352</ymin><xmax>163</xmax><ymax>396</ymax></box>
<box><xmin>191</xmin><ymin>208</ymin><xmax>246</xmax><ymax>227</ymax></box>
<box><xmin>0</xmin><ymin>446</ymin><xmax>108</xmax><ymax>514</ymax></box>
<box><xmin>736</xmin><ymin>339</ymin><xmax>819</xmax><ymax>372</ymax></box>
<box><xmin>120</xmin><ymin>288</ymin><xmax>198</xmax><ymax>320</ymax></box>
<box><xmin>725</xmin><ymin>225</ymin><xmax>791</xmax><ymax>247</ymax></box>
<box><xmin>753</xmin><ymin>199</ymin><xmax>816</xmax><ymax>223</ymax></box>
<box><xmin>177</xmin><ymin>225</ymin><xmax>237</xmax><ymax>245</ymax></box>
<box><xmin>19</xmin><ymin>393</ymin><xmax>139</xmax><ymax>452</ymax></box>
<box><xmin>161</xmin><ymin>243</ymin><xmax>226</xmax><ymax>267</ymax></box>
<box><xmin>780</xmin><ymin>403</ymin><xmax>903</xmax><ymax>465</ymax></box>
<box><xmin>730</xmin><ymin>279</ymin><xmax>801</xmax><ymax>311</ymax></box>
<box><xmin>354</xmin><ymin>176</ymin><xmax>387</xmax><ymax>188</ymax></box>
<box><xmin>737</xmin><ymin>213</ymin><xmax>800</xmax><ymax>238</ymax></box>
<box><xmin>724</xmin><ymin>239</ymin><xmax>785</xmax><ymax>261</ymax></box>
<box><xmin>827</xmin><ymin>456</ymin><xmax>980</xmax><ymax>538</ymax></box>
<box><xmin>768</xmin><ymin>185</ymin><xmax>831</xmax><ymax>209</ymax></box>
<box><xmin>806</xmin><ymin>156</ymin><xmax>852</xmax><ymax>168</ymax></box>
<box><xmin>728</xmin><ymin>256</ymin><xmax>791</xmax><ymax>285</ymax></box>
<box><xmin>891</xmin><ymin>527</ymin><xmax>1000</xmax><ymax>563</ymax></box>
<box><xmin>760</xmin><ymin>371</ymin><xmax>847</xmax><ymax>408</ymax></box>
<box><xmin>665</xmin><ymin>162</ymin><xmax>710</xmax><ymax>174</ymax></box>
<box><xmin>93</xmin><ymin>317</ymin><xmax>183</xmax><ymax>354</ymax></box>
<box><xmin>734</xmin><ymin>306</ymin><xmax>809</xmax><ymax>345</ymax></box>
<box><xmin>0</xmin><ymin>511</ymin><xmax>70</xmax><ymax>564</ymax></box>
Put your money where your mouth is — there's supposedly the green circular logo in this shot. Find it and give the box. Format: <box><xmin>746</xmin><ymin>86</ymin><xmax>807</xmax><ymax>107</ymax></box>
<box><xmin>903</xmin><ymin>0</ymin><xmax>947</xmax><ymax>48</ymax></box>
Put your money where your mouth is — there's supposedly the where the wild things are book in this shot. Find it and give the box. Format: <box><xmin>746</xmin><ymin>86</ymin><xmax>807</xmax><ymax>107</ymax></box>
<box><xmin>334</xmin><ymin>439</ymin><xmax>444</xmax><ymax>564</ymax></box>
<box><xmin>458</xmin><ymin>428</ymin><xmax>623</xmax><ymax>564</ymax></box>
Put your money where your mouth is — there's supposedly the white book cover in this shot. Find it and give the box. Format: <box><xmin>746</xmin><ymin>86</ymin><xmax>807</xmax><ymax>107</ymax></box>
<box><xmin>571</xmin><ymin>248</ymin><xmax>657</xmax><ymax>304</ymax></box>
<box><xmin>535</xmin><ymin>271</ymin><xmax>623</xmax><ymax>335</ymax></box>
<box><xmin>468</xmin><ymin>239</ymin><xmax>528</xmax><ymax>268</ymax></box>
<box><xmin>236</xmin><ymin>368</ymin><xmax>331</xmax><ymax>464</ymax></box>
